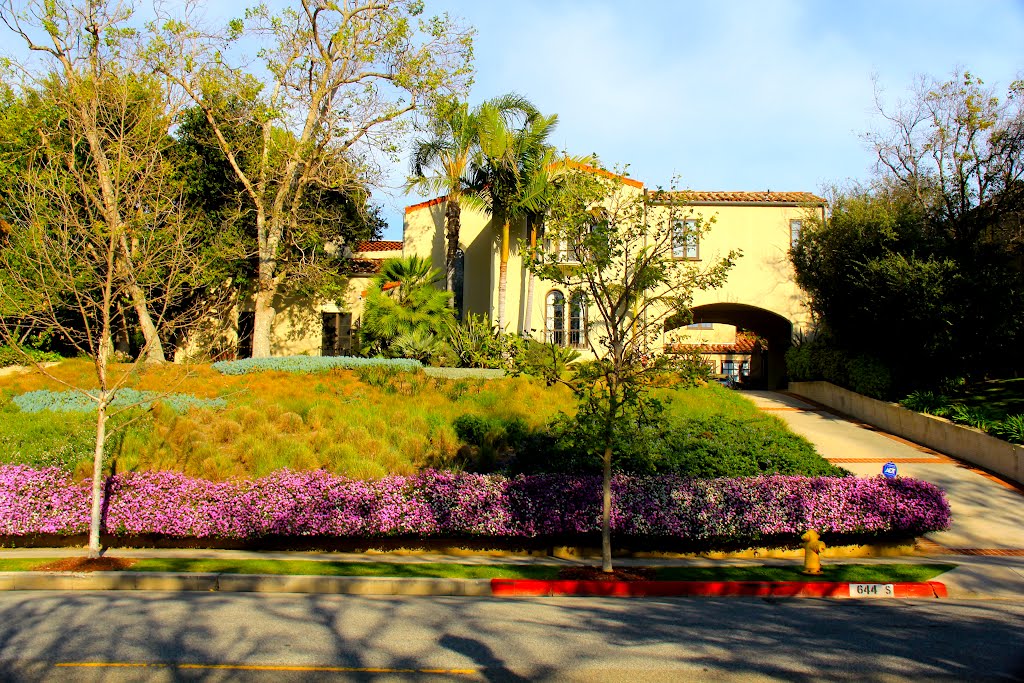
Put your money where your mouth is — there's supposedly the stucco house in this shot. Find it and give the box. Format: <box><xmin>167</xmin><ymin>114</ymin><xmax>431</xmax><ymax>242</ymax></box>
<box><xmin>404</xmin><ymin>169</ymin><xmax>824</xmax><ymax>387</ymax></box>
<box><xmin>184</xmin><ymin>166</ymin><xmax>823</xmax><ymax>388</ymax></box>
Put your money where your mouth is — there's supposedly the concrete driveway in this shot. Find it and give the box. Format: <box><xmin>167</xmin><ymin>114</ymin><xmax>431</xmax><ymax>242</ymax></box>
<box><xmin>743</xmin><ymin>390</ymin><xmax>1024</xmax><ymax>553</ymax></box>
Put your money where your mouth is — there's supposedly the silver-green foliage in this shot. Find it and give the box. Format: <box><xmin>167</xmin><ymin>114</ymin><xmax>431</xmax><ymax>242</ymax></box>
<box><xmin>212</xmin><ymin>355</ymin><xmax>422</xmax><ymax>376</ymax></box>
<box><xmin>13</xmin><ymin>389</ymin><xmax>226</xmax><ymax>413</ymax></box>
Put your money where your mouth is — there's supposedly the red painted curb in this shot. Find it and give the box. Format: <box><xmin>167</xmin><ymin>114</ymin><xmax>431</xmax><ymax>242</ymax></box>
<box><xmin>489</xmin><ymin>579</ymin><xmax>948</xmax><ymax>598</ymax></box>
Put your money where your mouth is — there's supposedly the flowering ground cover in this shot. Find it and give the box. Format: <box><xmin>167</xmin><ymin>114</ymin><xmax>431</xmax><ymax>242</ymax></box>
<box><xmin>0</xmin><ymin>466</ymin><xmax>951</xmax><ymax>550</ymax></box>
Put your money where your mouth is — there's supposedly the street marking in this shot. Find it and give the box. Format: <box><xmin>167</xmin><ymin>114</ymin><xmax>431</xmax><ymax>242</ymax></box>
<box><xmin>56</xmin><ymin>662</ymin><xmax>478</xmax><ymax>675</ymax></box>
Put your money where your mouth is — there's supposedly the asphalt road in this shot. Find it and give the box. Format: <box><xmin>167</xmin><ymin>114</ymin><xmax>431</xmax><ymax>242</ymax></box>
<box><xmin>1</xmin><ymin>592</ymin><xmax>1022</xmax><ymax>681</ymax></box>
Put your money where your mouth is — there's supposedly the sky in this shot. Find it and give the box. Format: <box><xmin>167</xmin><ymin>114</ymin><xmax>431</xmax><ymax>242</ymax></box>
<box><xmin>368</xmin><ymin>0</ymin><xmax>1024</xmax><ymax>240</ymax></box>
<box><xmin>8</xmin><ymin>1</ymin><xmax>1019</xmax><ymax>240</ymax></box>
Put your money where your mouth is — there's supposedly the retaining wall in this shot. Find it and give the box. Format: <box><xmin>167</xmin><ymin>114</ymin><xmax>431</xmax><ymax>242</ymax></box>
<box><xmin>788</xmin><ymin>381</ymin><xmax>1024</xmax><ymax>486</ymax></box>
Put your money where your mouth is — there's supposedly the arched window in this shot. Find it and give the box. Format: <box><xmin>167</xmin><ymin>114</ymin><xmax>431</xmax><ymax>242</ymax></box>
<box><xmin>545</xmin><ymin>290</ymin><xmax>565</xmax><ymax>346</ymax></box>
<box><xmin>569</xmin><ymin>291</ymin><xmax>587</xmax><ymax>348</ymax></box>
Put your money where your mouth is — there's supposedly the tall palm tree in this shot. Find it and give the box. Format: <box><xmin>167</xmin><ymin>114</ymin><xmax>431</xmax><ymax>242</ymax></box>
<box><xmin>469</xmin><ymin>95</ymin><xmax>555</xmax><ymax>332</ymax></box>
<box><xmin>407</xmin><ymin>100</ymin><xmax>478</xmax><ymax>306</ymax></box>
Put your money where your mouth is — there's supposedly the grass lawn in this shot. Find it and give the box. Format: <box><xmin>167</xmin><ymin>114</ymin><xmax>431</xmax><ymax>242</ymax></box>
<box><xmin>0</xmin><ymin>558</ymin><xmax>955</xmax><ymax>582</ymax></box>
<box><xmin>953</xmin><ymin>377</ymin><xmax>1024</xmax><ymax>419</ymax></box>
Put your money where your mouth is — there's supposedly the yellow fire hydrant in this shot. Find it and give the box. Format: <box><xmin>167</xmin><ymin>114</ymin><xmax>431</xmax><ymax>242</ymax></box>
<box><xmin>801</xmin><ymin>529</ymin><xmax>826</xmax><ymax>575</ymax></box>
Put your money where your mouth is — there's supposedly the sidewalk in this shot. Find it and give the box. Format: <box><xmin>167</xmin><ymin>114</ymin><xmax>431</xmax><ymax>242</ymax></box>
<box><xmin>743</xmin><ymin>389</ymin><xmax>1024</xmax><ymax>600</ymax></box>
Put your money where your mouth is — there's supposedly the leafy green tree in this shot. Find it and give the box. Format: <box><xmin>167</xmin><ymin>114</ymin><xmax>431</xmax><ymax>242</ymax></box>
<box><xmin>170</xmin><ymin>101</ymin><xmax>386</xmax><ymax>302</ymax></box>
<box><xmin>361</xmin><ymin>255</ymin><xmax>454</xmax><ymax>360</ymax></box>
<box><xmin>151</xmin><ymin>0</ymin><xmax>474</xmax><ymax>357</ymax></box>
<box><xmin>528</xmin><ymin>168</ymin><xmax>738</xmax><ymax>572</ymax></box>
<box><xmin>793</xmin><ymin>71</ymin><xmax>1024</xmax><ymax>392</ymax></box>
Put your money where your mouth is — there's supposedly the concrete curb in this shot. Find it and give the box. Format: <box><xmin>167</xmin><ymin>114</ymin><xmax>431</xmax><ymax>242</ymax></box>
<box><xmin>0</xmin><ymin>572</ymin><xmax>492</xmax><ymax>596</ymax></box>
<box><xmin>490</xmin><ymin>579</ymin><xmax>947</xmax><ymax>598</ymax></box>
<box><xmin>0</xmin><ymin>572</ymin><xmax>947</xmax><ymax>598</ymax></box>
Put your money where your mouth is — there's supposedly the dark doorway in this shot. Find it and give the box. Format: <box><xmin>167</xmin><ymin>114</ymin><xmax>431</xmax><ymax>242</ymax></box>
<box><xmin>322</xmin><ymin>312</ymin><xmax>354</xmax><ymax>356</ymax></box>
<box><xmin>236</xmin><ymin>311</ymin><xmax>255</xmax><ymax>359</ymax></box>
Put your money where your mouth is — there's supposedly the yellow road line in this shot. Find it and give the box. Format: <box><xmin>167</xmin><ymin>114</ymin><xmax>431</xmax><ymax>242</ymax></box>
<box><xmin>56</xmin><ymin>662</ymin><xmax>477</xmax><ymax>675</ymax></box>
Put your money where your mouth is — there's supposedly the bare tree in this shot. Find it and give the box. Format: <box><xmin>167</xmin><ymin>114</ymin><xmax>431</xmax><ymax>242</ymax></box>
<box><xmin>0</xmin><ymin>0</ymin><xmax>194</xmax><ymax>361</ymax></box>
<box><xmin>151</xmin><ymin>0</ymin><xmax>474</xmax><ymax>357</ymax></box>
<box><xmin>529</xmin><ymin>169</ymin><xmax>739</xmax><ymax>573</ymax></box>
<box><xmin>869</xmin><ymin>70</ymin><xmax>1024</xmax><ymax>247</ymax></box>
<box><xmin>0</xmin><ymin>1</ymin><xmax>218</xmax><ymax>558</ymax></box>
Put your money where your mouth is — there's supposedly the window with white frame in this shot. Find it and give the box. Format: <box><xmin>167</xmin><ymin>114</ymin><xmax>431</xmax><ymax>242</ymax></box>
<box><xmin>569</xmin><ymin>291</ymin><xmax>587</xmax><ymax>348</ymax></box>
<box><xmin>673</xmin><ymin>219</ymin><xmax>699</xmax><ymax>259</ymax></box>
<box><xmin>790</xmin><ymin>219</ymin><xmax>802</xmax><ymax>248</ymax></box>
<box><xmin>545</xmin><ymin>290</ymin><xmax>566</xmax><ymax>345</ymax></box>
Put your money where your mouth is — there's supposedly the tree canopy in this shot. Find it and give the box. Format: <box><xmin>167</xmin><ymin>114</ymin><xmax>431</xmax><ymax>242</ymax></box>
<box><xmin>792</xmin><ymin>71</ymin><xmax>1024</xmax><ymax>394</ymax></box>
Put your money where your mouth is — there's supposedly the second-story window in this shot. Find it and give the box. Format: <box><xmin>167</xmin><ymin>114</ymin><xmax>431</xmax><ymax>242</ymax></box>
<box><xmin>673</xmin><ymin>219</ymin><xmax>699</xmax><ymax>259</ymax></box>
<box><xmin>569</xmin><ymin>291</ymin><xmax>587</xmax><ymax>348</ymax></box>
<box><xmin>790</xmin><ymin>219</ymin><xmax>803</xmax><ymax>248</ymax></box>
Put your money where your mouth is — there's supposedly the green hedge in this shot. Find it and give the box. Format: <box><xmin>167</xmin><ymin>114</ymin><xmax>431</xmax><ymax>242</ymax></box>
<box><xmin>211</xmin><ymin>355</ymin><xmax>422</xmax><ymax>375</ymax></box>
<box><xmin>0</xmin><ymin>346</ymin><xmax>62</xmax><ymax>369</ymax></box>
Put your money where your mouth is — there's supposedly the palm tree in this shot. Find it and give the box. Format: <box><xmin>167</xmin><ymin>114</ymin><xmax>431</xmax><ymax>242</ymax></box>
<box><xmin>469</xmin><ymin>95</ymin><xmax>555</xmax><ymax>332</ymax></box>
<box><xmin>407</xmin><ymin>100</ymin><xmax>478</xmax><ymax>307</ymax></box>
<box><xmin>361</xmin><ymin>255</ymin><xmax>453</xmax><ymax>358</ymax></box>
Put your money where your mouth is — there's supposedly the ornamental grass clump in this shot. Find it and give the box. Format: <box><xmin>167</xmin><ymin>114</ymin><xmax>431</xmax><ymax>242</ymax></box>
<box><xmin>0</xmin><ymin>466</ymin><xmax>951</xmax><ymax>548</ymax></box>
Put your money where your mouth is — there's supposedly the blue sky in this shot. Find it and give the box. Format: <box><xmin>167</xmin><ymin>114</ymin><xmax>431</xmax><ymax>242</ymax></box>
<box><xmin>11</xmin><ymin>1</ymin><xmax>1018</xmax><ymax>240</ymax></box>
<box><xmin>371</xmin><ymin>0</ymin><xmax>1023</xmax><ymax>239</ymax></box>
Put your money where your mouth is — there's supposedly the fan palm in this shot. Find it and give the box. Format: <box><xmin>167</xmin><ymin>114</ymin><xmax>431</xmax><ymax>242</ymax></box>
<box><xmin>361</xmin><ymin>256</ymin><xmax>453</xmax><ymax>358</ymax></box>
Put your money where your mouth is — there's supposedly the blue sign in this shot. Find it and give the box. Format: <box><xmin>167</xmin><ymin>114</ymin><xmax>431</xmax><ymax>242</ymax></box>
<box><xmin>882</xmin><ymin>462</ymin><xmax>898</xmax><ymax>479</ymax></box>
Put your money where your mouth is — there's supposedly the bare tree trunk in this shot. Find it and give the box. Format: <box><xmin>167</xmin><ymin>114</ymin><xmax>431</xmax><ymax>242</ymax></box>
<box><xmin>251</xmin><ymin>287</ymin><xmax>276</xmax><ymax>358</ymax></box>
<box><xmin>601</xmin><ymin>441</ymin><xmax>613</xmax><ymax>573</ymax></box>
<box><xmin>129</xmin><ymin>284</ymin><xmax>164</xmax><ymax>362</ymax></box>
<box><xmin>602</xmin><ymin>387</ymin><xmax>617</xmax><ymax>573</ymax></box>
<box><xmin>88</xmin><ymin>389</ymin><xmax>108</xmax><ymax>559</ymax></box>
<box><xmin>497</xmin><ymin>218</ymin><xmax>510</xmax><ymax>331</ymax></box>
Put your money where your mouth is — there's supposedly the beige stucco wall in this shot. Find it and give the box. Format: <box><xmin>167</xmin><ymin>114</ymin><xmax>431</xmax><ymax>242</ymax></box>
<box><xmin>403</xmin><ymin>184</ymin><xmax>819</xmax><ymax>360</ymax></box>
<box><xmin>789</xmin><ymin>381</ymin><xmax>1024</xmax><ymax>486</ymax></box>
<box><xmin>680</xmin><ymin>202</ymin><xmax>815</xmax><ymax>333</ymax></box>
<box><xmin>175</xmin><ymin>274</ymin><xmax>373</xmax><ymax>362</ymax></box>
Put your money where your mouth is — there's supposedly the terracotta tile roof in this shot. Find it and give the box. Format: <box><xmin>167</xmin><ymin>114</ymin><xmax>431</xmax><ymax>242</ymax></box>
<box><xmin>346</xmin><ymin>258</ymin><xmax>383</xmax><ymax>275</ymax></box>
<box><xmin>562</xmin><ymin>161</ymin><xmax>645</xmax><ymax>188</ymax></box>
<box><xmin>670</xmin><ymin>336</ymin><xmax>757</xmax><ymax>354</ymax></box>
<box><xmin>654</xmin><ymin>191</ymin><xmax>825</xmax><ymax>205</ymax></box>
<box><xmin>405</xmin><ymin>196</ymin><xmax>448</xmax><ymax>213</ymax></box>
<box><xmin>354</xmin><ymin>240</ymin><xmax>403</xmax><ymax>253</ymax></box>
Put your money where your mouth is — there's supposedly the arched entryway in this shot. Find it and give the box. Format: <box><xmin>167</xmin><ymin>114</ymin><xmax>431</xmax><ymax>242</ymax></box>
<box><xmin>668</xmin><ymin>303</ymin><xmax>794</xmax><ymax>388</ymax></box>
